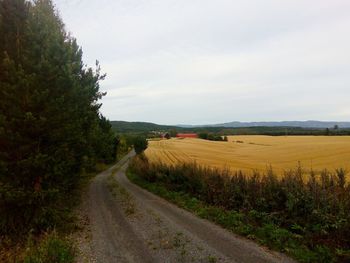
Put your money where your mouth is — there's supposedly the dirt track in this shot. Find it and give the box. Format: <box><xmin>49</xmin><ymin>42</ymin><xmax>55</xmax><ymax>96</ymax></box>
<box><xmin>78</xmin><ymin>152</ymin><xmax>295</xmax><ymax>263</ymax></box>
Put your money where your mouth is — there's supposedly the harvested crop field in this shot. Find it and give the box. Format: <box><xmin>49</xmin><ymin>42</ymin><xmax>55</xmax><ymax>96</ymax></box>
<box><xmin>145</xmin><ymin>136</ymin><xmax>350</xmax><ymax>175</ymax></box>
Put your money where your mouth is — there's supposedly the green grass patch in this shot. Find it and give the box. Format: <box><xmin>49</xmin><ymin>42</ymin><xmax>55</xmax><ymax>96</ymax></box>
<box><xmin>108</xmin><ymin>171</ymin><xmax>136</xmax><ymax>216</ymax></box>
<box><xmin>23</xmin><ymin>231</ymin><xmax>74</xmax><ymax>263</ymax></box>
<box><xmin>0</xmin><ymin>154</ymin><xmax>131</xmax><ymax>263</ymax></box>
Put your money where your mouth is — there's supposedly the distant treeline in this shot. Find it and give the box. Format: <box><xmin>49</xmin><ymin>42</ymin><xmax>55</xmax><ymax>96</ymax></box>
<box><xmin>218</xmin><ymin>126</ymin><xmax>350</xmax><ymax>136</ymax></box>
<box><xmin>197</xmin><ymin>132</ymin><xmax>228</xmax><ymax>141</ymax></box>
<box><xmin>111</xmin><ymin>121</ymin><xmax>350</xmax><ymax>137</ymax></box>
<box><xmin>111</xmin><ymin>121</ymin><xmax>174</xmax><ymax>134</ymax></box>
<box><xmin>129</xmin><ymin>156</ymin><xmax>350</xmax><ymax>262</ymax></box>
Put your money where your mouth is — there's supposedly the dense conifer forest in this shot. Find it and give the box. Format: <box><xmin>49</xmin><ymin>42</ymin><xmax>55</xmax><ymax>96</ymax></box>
<box><xmin>0</xmin><ymin>0</ymin><xmax>116</xmax><ymax>238</ymax></box>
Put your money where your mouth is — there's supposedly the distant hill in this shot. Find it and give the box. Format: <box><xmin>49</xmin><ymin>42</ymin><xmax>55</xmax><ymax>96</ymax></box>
<box><xmin>111</xmin><ymin>120</ymin><xmax>350</xmax><ymax>136</ymax></box>
<box><xmin>179</xmin><ymin>121</ymin><xmax>350</xmax><ymax>129</ymax></box>
<box><xmin>110</xmin><ymin>121</ymin><xmax>176</xmax><ymax>133</ymax></box>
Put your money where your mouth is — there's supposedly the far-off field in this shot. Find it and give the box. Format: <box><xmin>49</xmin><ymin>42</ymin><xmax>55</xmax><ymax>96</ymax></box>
<box><xmin>145</xmin><ymin>136</ymin><xmax>350</xmax><ymax>175</ymax></box>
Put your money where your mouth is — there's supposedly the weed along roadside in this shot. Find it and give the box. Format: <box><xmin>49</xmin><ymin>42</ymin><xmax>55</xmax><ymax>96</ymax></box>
<box><xmin>100</xmin><ymin>150</ymin><xmax>294</xmax><ymax>263</ymax></box>
<box><xmin>127</xmin><ymin>154</ymin><xmax>350</xmax><ymax>263</ymax></box>
<box><xmin>0</xmin><ymin>152</ymin><xmax>132</xmax><ymax>263</ymax></box>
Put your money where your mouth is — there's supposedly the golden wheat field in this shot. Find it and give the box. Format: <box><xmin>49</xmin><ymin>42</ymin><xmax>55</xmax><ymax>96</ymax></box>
<box><xmin>145</xmin><ymin>136</ymin><xmax>350</xmax><ymax>175</ymax></box>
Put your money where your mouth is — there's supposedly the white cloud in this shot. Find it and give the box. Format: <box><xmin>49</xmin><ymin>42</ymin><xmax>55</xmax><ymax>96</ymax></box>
<box><xmin>55</xmin><ymin>0</ymin><xmax>350</xmax><ymax>124</ymax></box>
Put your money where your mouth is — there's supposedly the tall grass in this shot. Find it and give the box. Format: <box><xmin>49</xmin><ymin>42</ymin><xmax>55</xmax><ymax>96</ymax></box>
<box><xmin>23</xmin><ymin>231</ymin><xmax>74</xmax><ymax>263</ymax></box>
<box><xmin>129</xmin><ymin>155</ymin><xmax>350</xmax><ymax>262</ymax></box>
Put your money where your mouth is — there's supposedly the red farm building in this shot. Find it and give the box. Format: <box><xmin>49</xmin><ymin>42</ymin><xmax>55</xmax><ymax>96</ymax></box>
<box><xmin>176</xmin><ymin>133</ymin><xmax>198</xmax><ymax>138</ymax></box>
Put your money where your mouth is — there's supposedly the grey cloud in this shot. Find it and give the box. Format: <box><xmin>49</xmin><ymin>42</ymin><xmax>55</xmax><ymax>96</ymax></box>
<box><xmin>55</xmin><ymin>0</ymin><xmax>350</xmax><ymax>124</ymax></box>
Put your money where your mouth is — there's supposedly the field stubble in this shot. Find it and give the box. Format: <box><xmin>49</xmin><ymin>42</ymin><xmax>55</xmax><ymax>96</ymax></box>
<box><xmin>145</xmin><ymin>136</ymin><xmax>350</xmax><ymax>177</ymax></box>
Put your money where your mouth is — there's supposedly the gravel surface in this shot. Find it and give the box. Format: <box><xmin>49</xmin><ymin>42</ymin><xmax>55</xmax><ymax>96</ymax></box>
<box><xmin>75</xmin><ymin>152</ymin><xmax>295</xmax><ymax>263</ymax></box>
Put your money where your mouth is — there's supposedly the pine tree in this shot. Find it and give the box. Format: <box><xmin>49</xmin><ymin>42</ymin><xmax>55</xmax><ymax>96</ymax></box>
<box><xmin>0</xmin><ymin>0</ymin><xmax>116</xmax><ymax>235</ymax></box>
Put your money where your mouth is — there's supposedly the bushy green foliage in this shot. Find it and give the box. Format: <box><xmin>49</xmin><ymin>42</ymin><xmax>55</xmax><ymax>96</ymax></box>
<box><xmin>0</xmin><ymin>0</ymin><xmax>116</xmax><ymax>236</ymax></box>
<box><xmin>24</xmin><ymin>231</ymin><xmax>74</xmax><ymax>263</ymax></box>
<box><xmin>133</xmin><ymin>136</ymin><xmax>148</xmax><ymax>154</ymax></box>
<box><xmin>198</xmin><ymin>132</ymin><xmax>226</xmax><ymax>141</ymax></box>
<box><xmin>129</xmin><ymin>156</ymin><xmax>350</xmax><ymax>262</ymax></box>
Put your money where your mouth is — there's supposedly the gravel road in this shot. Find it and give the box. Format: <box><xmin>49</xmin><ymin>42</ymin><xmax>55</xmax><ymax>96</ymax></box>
<box><xmin>76</xmin><ymin>152</ymin><xmax>295</xmax><ymax>263</ymax></box>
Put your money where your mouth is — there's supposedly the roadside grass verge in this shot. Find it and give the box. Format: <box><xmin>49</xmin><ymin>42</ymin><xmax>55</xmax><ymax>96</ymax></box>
<box><xmin>0</xmin><ymin>160</ymin><xmax>120</xmax><ymax>263</ymax></box>
<box><xmin>127</xmin><ymin>171</ymin><xmax>338</xmax><ymax>262</ymax></box>
<box><xmin>127</xmin><ymin>155</ymin><xmax>350</xmax><ymax>263</ymax></box>
<box><xmin>23</xmin><ymin>231</ymin><xmax>74</xmax><ymax>263</ymax></box>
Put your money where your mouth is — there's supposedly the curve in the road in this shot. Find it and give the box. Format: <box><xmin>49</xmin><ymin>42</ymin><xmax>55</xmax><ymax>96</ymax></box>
<box><xmin>86</xmin><ymin>152</ymin><xmax>295</xmax><ymax>263</ymax></box>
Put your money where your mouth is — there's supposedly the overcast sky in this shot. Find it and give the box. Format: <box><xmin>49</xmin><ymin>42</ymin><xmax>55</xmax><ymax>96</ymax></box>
<box><xmin>55</xmin><ymin>0</ymin><xmax>350</xmax><ymax>125</ymax></box>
